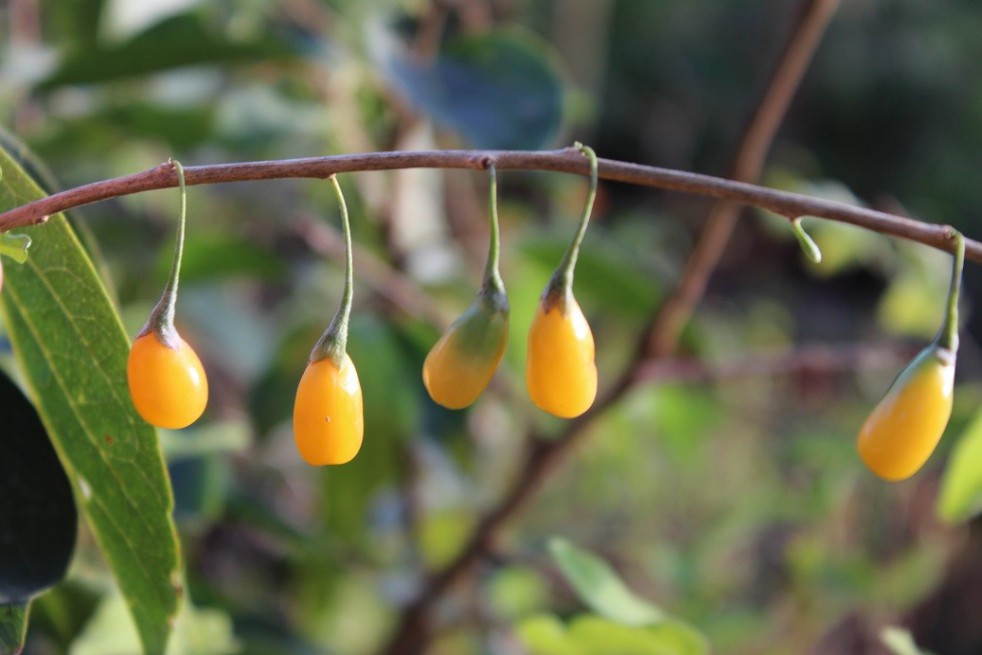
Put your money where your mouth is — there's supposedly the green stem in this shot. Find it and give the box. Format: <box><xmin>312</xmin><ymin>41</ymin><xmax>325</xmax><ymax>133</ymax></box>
<box><xmin>310</xmin><ymin>175</ymin><xmax>354</xmax><ymax>366</ymax></box>
<box><xmin>790</xmin><ymin>217</ymin><xmax>822</xmax><ymax>264</ymax></box>
<box><xmin>481</xmin><ymin>163</ymin><xmax>506</xmax><ymax>298</ymax></box>
<box><xmin>141</xmin><ymin>159</ymin><xmax>187</xmax><ymax>345</ymax></box>
<box><xmin>938</xmin><ymin>229</ymin><xmax>965</xmax><ymax>352</ymax></box>
<box><xmin>545</xmin><ymin>143</ymin><xmax>598</xmax><ymax>306</ymax></box>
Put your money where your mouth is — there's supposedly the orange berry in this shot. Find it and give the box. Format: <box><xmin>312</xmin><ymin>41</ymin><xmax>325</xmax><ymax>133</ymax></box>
<box><xmin>423</xmin><ymin>294</ymin><xmax>508</xmax><ymax>409</ymax></box>
<box><xmin>293</xmin><ymin>353</ymin><xmax>364</xmax><ymax>465</ymax></box>
<box><xmin>857</xmin><ymin>345</ymin><xmax>955</xmax><ymax>481</ymax></box>
<box><xmin>127</xmin><ymin>331</ymin><xmax>208</xmax><ymax>429</ymax></box>
<box><xmin>526</xmin><ymin>296</ymin><xmax>597</xmax><ymax>418</ymax></box>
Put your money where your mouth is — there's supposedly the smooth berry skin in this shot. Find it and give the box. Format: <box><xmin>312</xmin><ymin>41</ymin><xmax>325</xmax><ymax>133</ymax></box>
<box><xmin>127</xmin><ymin>332</ymin><xmax>208</xmax><ymax>429</ymax></box>
<box><xmin>857</xmin><ymin>346</ymin><xmax>955</xmax><ymax>481</ymax></box>
<box><xmin>526</xmin><ymin>298</ymin><xmax>597</xmax><ymax>419</ymax></box>
<box><xmin>293</xmin><ymin>353</ymin><xmax>364</xmax><ymax>466</ymax></box>
<box><xmin>423</xmin><ymin>300</ymin><xmax>508</xmax><ymax>410</ymax></box>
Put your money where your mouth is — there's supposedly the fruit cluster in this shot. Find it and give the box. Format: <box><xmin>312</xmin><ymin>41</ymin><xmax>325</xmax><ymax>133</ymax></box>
<box><xmin>423</xmin><ymin>144</ymin><xmax>600</xmax><ymax>420</ymax></box>
<box><xmin>111</xmin><ymin>155</ymin><xmax>967</xmax><ymax>481</ymax></box>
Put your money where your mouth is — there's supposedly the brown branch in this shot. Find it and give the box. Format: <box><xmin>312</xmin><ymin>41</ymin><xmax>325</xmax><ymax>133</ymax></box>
<box><xmin>646</xmin><ymin>0</ymin><xmax>841</xmax><ymax>359</ymax></box>
<box><xmin>379</xmin><ymin>1</ymin><xmax>846</xmax><ymax>652</ymax></box>
<box><xmin>1</xmin><ymin>149</ymin><xmax>978</xmax><ymax>262</ymax></box>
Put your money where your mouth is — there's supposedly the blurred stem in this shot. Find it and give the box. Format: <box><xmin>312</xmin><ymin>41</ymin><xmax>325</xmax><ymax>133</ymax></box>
<box><xmin>379</xmin><ymin>1</ymin><xmax>843</xmax><ymax>653</ymax></box>
<box><xmin>481</xmin><ymin>162</ymin><xmax>505</xmax><ymax>296</ymax></box>
<box><xmin>643</xmin><ymin>0</ymin><xmax>841</xmax><ymax>359</ymax></box>
<box><xmin>939</xmin><ymin>229</ymin><xmax>964</xmax><ymax>352</ymax></box>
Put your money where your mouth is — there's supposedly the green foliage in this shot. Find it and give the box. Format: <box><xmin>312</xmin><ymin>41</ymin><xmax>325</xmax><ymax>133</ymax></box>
<box><xmin>70</xmin><ymin>590</ymin><xmax>237</xmax><ymax>655</ymax></box>
<box><xmin>0</xmin><ymin>603</ymin><xmax>29</xmax><ymax>655</ymax></box>
<box><xmin>382</xmin><ymin>29</ymin><xmax>566</xmax><ymax>149</ymax></box>
<box><xmin>548</xmin><ymin>538</ymin><xmax>664</xmax><ymax>626</ymax></box>
<box><xmin>937</xmin><ymin>409</ymin><xmax>982</xmax><ymax>524</ymax></box>
<box><xmin>0</xmin><ymin>148</ymin><xmax>181</xmax><ymax>655</ymax></box>
<box><xmin>517</xmin><ymin>613</ymin><xmax>708</xmax><ymax>655</ymax></box>
<box><xmin>39</xmin><ymin>13</ymin><xmax>299</xmax><ymax>89</ymax></box>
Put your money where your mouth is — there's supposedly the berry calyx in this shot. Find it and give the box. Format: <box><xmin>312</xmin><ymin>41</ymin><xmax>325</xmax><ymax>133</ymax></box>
<box><xmin>127</xmin><ymin>331</ymin><xmax>208</xmax><ymax>429</ymax></box>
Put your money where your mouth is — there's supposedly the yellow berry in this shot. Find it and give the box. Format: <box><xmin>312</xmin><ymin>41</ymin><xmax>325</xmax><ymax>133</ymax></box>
<box><xmin>423</xmin><ymin>295</ymin><xmax>508</xmax><ymax>409</ymax></box>
<box><xmin>127</xmin><ymin>331</ymin><xmax>208</xmax><ymax>429</ymax></box>
<box><xmin>526</xmin><ymin>297</ymin><xmax>597</xmax><ymax>418</ymax></box>
<box><xmin>293</xmin><ymin>353</ymin><xmax>364</xmax><ymax>466</ymax></box>
<box><xmin>857</xmin><ymin>346</ymin><xmax>955</xmax><ymax>481</ymax></box>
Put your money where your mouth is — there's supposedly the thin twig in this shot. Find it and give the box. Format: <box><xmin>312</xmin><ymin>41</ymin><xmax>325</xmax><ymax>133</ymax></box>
<box><xmin>0</xmin><ymin>149</ymin><xmax>978</xmax><ymax>262</ymax></box>
<box><xmin>645</xmin><ymin>0</ymin><xmax>841</xmax><ymax>359</ymax></box>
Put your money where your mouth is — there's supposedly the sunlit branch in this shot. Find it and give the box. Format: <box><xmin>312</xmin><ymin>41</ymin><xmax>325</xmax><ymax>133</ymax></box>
<box><xmin>0</xmin><ymin>148</ymin><xmax>978</xmax><ymax>263</ymax></box>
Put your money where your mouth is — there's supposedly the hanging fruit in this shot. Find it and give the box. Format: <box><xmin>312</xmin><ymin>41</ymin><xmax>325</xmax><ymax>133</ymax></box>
<box><xmin>423</xmin><ymin>163</ymin><xmax>509</xmax><ymax>409</ymax></box>
<box><xmin>293</xmin><ymin>175</ymin><xmax>365</xmax><ymax>466</ymax></box>
<box><xmin>526</xmin><ymin>144</ymin><xmax>599</xmax><ymax>419</ymax></box>
<box><xmin>857</xmin><ymin>230</ymin><xmax>964</xmax><ymax>481</ymax></box>
<box><xmin>127</xmin><ymin>161</ymin><xmax>208</xmax><ymax>429</ymax></box>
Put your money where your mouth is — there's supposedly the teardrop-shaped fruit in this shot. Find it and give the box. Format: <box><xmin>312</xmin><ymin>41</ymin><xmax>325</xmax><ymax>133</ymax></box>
<box><xmin>293</xmin><ymin>353</ymin><xmax>364</xmax><ymax>466</ymax></box>
<box><xmin>857</xmin><ymin>345</ymin><xmax>955</xmax><ymax>481</ymax></box>
<box><xmin>127</xmin><ymin>331</ymin><xmax>208</xmax><ymax>429</ymax></box>
<box><xmin>423</xmin><ymin>291</ymin><xmax>509</xmax><ymax>409</ymax></box>
<box><xmin>526</xmin><ymin>295</ymin><xmax>597</xmax><ymax>418</ymax></box>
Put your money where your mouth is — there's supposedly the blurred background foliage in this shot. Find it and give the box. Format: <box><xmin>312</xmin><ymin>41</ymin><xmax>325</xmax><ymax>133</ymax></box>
<box><xmin>2</xmin><ymin>0</ymin><xmax>982</xmax><ymax>653</ymax></box>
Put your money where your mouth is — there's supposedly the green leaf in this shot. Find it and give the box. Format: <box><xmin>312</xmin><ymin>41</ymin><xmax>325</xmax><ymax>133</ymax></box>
<box><xmin>0</xmin><ymin>369</ymin><xmax>77</xmax><ymax>603</ymax></box>
<box><xmin>938</xmin><ymin>409</ymin><xmax>982</xmax><ymax>524</ymax></box>
<box><xmin>71</xmin><ymin>590</ymin><xmax>238</xmax><ymax>655</ymax></box>
<box><xmin>0</xmin><ymin>603</ymin><xmax>29</xmax><ymax>655</ymax></box>
<box><xmin>38</xmin><ymin>13</ymin><xmax>298</xmax><ymax>89</ymax></box>
<box><xmin>548</xmin><ymin>538</ymin><xmax>664</xmax><ymax>627</ymax></box>
<box><xmin>0</xmin><ymin>148</ymin><xmax>181</xmax><ymax>655</ymax></box>
<box><xmin>569</xmin><ymin>615</ymin><xmax>708</xmax><ymax>655</ymax></box>
<box><xmin>515</xmin><ymin>614</ymin><xmax>586</xmax><ymax>655</ymax></box>
<box><xmin>382</xmin><ymin>28</ymin><xmax>566</xmax><ymax>149</ymax></box>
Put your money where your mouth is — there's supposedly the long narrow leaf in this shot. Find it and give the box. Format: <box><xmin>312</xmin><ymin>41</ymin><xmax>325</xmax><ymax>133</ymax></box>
<box><xmin>0</xmin><ymin>147</ymin><xmax>181</xmax><ymax>655</ymax></box>
<box><xmin>0</xmin><ymin>603</ymin><xmax>29</xmax><ymax>655</ymax></box>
